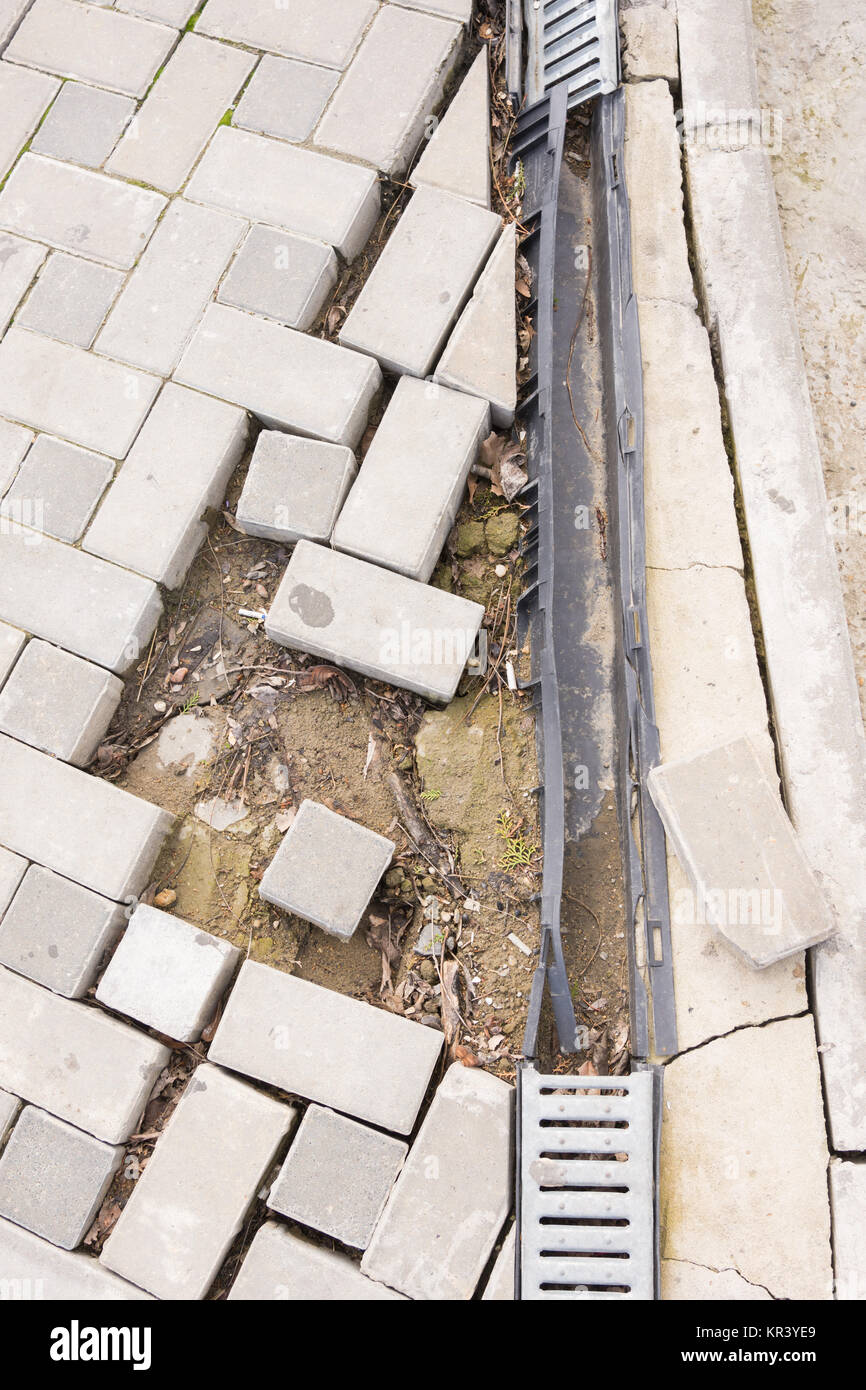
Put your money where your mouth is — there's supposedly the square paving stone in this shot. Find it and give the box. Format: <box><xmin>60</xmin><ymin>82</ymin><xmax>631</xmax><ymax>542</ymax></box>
<box><xmin>95</xmin><ymin>904</ymin><xmax>240</xmax><ymax>1042</ymax></box>
<box><xmin>30</xmin><ymin>81</ymin><xmax>136</xmax><ymax>168</ymax></box>
<box><xmin>0</xmin><ymin>865</ymin><xmax>126</xmax><ymax>999</ymax></box>
<box><xmin>0</xmin><ymin>639</ymin><xmax>123</xmax><ymax>767</ymax></box>
<box><xmin>268</xmin><ymin>1105</ymin><xmax>407</xmax><ymax>1249</ymax></box>
<box><xmin>17</xmin><ymin>253</ymin><xmax>124</xmax><ymax>348</ymax></box>
<box><xmin>218</xmin><ymin>224</ymin><xmax>338</xmax><ymax>333</ymax></box>
<box><xmin>259</xmin><ymin>799</ymin><xmax>394</xmax><ymax>940</ymax></box>
<box><xmin>235</xmin><ymin>431</ymin><xmax>356</xmax><ymax>544</ymax></box>
<box><xmin>0</xmin><ymin>1105</ymin><xmax>122</xmax><ymax>1250</ymax></box>
<box><xmin>0</xmin><ymin>435</ymin><xmax>114</xmax><ymax>543</ymax></box>
<box><xmin>233</xmin><ymin>54</ymin><xmax>338</xmax><ymax>143</ymax></box>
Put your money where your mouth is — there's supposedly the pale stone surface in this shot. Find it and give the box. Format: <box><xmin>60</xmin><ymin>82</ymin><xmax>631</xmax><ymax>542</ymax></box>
<box><xmin>96</xmin><ymin>905</ymin><xmax>239</xmax><ymax>1043</ymax></box>
<box><xmin>0</xmin><ymin>1216</ymin><xmax>153</xmax><ymax>1298</ymax></box>
<box><xmin>332</xmin><ymin>376</ymin><xmax>489</xmax><ymax>582</ymax></box>
<box><xmin>30</xmin><ymin>82</ymin><xmax>135</xmax><ymax>169</ymax></box>
<box><xmin>662</xmin><ymin>1260</ymin><xmax>771</xmax><ymax>1300</ymax></box>
<box><xmin>83</xmin><ymin>383</ymin><xmax>248</xmax><ymax>588</ymax></box>
<box><xmin>107</xmin><ymin>34</ymin><xmax>256</xmax><ymax>193</ymax></box>
<box><xmin>399</xmin><ymin>0</ymin><xmax>473</xmax><ymax>18</ymax></box>
<box><xmin>233</xmin><ymin>55</ymin><xmax>338</xmax><ymax>144</ymax></box>
<box><xmin>17</xmin><ymin>254</ymin><xmax>123</xmax><ymax>349</ymax></box>
<box><xmin>217</xmin><ymin>224</ymin><xmax>337</xmax><ymax>333</ymax></box>
<box><xmin>362</xmin><ymin>1063</ymin><xmax>513</xmax><ymax>1300</ymax></box>
<box><xmin>0</xmin><ymin>733</ymin><xmax>173</xmax><ymax>901</ymax></box>
<box><xmin>0</xmin><ymin>639</ymin><xmax>123</xmax><ymax>766</ymax></box>
<box><xmin>197</xmin><ymin>0</ymin><xmax>376</xmax><ymax>69</ymax></box>
<box><xmin>0</xmin><ymin>1105</ymin><xmax>122</xmax><ymax>1249</ymax></box>
<box><xmin>266</xmin><ymin>539</ymin><xmax>484</xmax><ymax>704</ymax></box>
<box><xmin>229</xmin><ymin>1223</ymin><xmax>406</xmax><ymax>1301</ymax></box>
<box><xmin>259</xmin><ymin>799</ymin><xmax>394</xmax><ymax>940</ymax></box>
<box><xmin>1</xmin><ymin>435</ymin><xmax>114</xmax><ymax>543</ymax></box>
<box><xmin>0</xmin><ymin>622</ymin><xmax>25</xmax><ymax>691</ymax></box>
<box><xmin>624</xmin><ymin>81</ymin><xmax>695</xmax><ymax>306</ymax></box>
<box><xmin>186</xmin><ymin>126</ymin><xmax>379</xmax><ymax>261</ymax></box>
<box><xmin>0</xmin><ymin>966</ymin><xmax>171</xmax><ymax>1144</ymax></box>
<box><xmin>829</xmin><ymin>1159</ymin><xmax>866</xmax><ymax>1301</ymax></box>
<box><xmin>341</xmin><ymin>187</ymin><xmax>500</xmax><ymax>377</ymax></box>
<box><xmin>175</xmin><ymin>303</ymin><xmax>381</xmax><ymax>450</ymax></box>
<box><xmin>435</xmin><ymin>224</ymin><xmax>516</xmax><ymax>427</ymax></box>
<box><xmin>0</xmin><ymin>865</ymin><xmax>125</xmax><ymax>998</ymax></box>
<box><xmin>96</xmin><ymin>200</ymin><xmax>245</xmax><ymax>376</ymax></box>
<box><xmin>0</xmin><ymin>234</ymin><xmax>46</xmax><ymax>337</ymax></box>
<box><xmin>316</xmin><ymin>6</ymin><xmax>462</xmax><ymax>178</ymax></box>
<box><xmin>0</xmin><ymin>420</ymin><xmax>33</xmax><ymax>495</ymax></box>
<box><xmin>235</xmin><ymin>432</ymin><xmax>356</xmax><ymax>544</ymax></box>
<box><xmin>0</xmin><ymin>1090</ymin><xmax>19</xmax><ymax>1146</ymax></box>
<box><xmin>0</xmin><ymin>60</ymin><xmax>60</xmax><ymax>181</ymax></box>
<box><xmin>100</xmin><ymin>1064</ymin><xmax>295</xmax><ymax>1300</ymax></box>
<box><xmin>114</xmin><ymin>0</ymin><xmax>197</xmax><ymax>23</ymax></box>
<box><xmin>412</xmin><ymin>49</ymin><xmax>490</xmax><ymax>206</ymax></box>
<box><xmin>0</xmin><ymin>1</ymin><xmax>33</xmax><ymax>52</ymax></box>
<box><xmin>660</xmin><ymin>1017</ymin><xmax>833</xmax><ymax>1300</ymax></box>
<box><xmin>6</xmin><ymin>0</ymin><xmax>177</xmax><ymax>97</ymax></box>
<box><xmin>208</xmin><ymin>960</ymin><xmax>443</xmax><ymax>1135</ymax></box>
<box><xmin>677</xmin><ymin>0</ymin><xmax>759</xmax><ymax>123</ymax></box>
<box><xmin>0</xmin><ymin>846</ymin><xmax>26</xmax><ymax>918</ymax></box>
<box><xmin>482</xmin><ymin>1224</ymin><xmax>516</xmax><ymax>1300</ymax></box>
<box><xmin>621</xmin><ymin>3</ymin><xmax>679</xmax><ymax>84</ymax></box>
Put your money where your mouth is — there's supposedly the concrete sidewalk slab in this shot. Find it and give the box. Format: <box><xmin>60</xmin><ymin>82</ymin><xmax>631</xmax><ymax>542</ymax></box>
<box><xmin>624</xmin><ymin>81</ymin><xmax>695</xmax><ymax>307</ymax></box>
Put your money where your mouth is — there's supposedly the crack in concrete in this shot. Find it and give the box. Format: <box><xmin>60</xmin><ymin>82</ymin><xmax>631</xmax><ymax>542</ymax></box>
<box><xmin>666</xmin><ymin>1256</ymin><xmax>776</xmax><ymax>1299</ymax></box>
<box><xmin>661</xmin><ymin>1008</ymin><xmax>810</xmax><ymax>1063</ymax></box>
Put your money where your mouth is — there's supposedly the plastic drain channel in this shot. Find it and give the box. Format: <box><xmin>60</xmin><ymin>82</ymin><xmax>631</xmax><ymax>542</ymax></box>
<box><xmin>524</xmin><ymin>0</ymin><xmax>621</xmax><ymax>110</ymax></box>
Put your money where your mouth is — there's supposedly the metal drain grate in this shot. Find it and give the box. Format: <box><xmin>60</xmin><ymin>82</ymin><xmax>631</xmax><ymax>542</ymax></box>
<box><xmin>518</xmin><ymin>1067</ymin><xmax>656</xmax><ymax>1299</ymax></box>
<box><xmin>524</xmin><ymin>0</ymin><xmax>621</xmax><ymax>110</ymax></box>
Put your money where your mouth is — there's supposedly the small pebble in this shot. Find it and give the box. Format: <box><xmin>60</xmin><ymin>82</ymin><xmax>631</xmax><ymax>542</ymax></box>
<box><xmin>153</xmin><ymin>700</ymin><xmax>167</xmax><ymax>712</ymax></box>
<box><xmin>495</xmin><ymin>564</ymin><xmax>507</xmax><ymax>578</ymax></box>
<box><xmin>153</xmin><ymin>889</ymin><xmax>177</xmax><ymax>910</ymax></box>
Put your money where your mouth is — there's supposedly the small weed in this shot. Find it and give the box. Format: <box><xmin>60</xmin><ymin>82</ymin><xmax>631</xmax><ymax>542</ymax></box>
<box><xmin>180</xmin><ymin>691</ymin><xmax>200</xmax><ymax>714</ymax></box>
<box><xmin>420</xmin><ymin>788</ymin><xmax>441</xmax><ymax>803</ymax></box>
<box><xmin>495</xmin><ymin>809</ymin><xmax>539</xmax><ymax>870</ymax></box>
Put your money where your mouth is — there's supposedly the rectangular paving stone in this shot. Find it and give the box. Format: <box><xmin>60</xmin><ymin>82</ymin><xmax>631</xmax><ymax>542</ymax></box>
<box><xmin>0</xmin><ymin>865</ymin><xmax>125</xmax><ymax>998</ymax></box>
<box><xmin>316</xmin><ymin>6</ymin><xmax>462</xmax><ymax>177</ymax></box>
<box><xmin>0</xmin><ymin>1216</ymin><xmax>154</xmax><ymax>1299</ymax></box>
<box><xmin>829</xmin><ymin>1159</ymin><xmax>866</xmax><ymax>1301</ymax></box>
<box><xmin>0</xmin><ymin>734</ymin><xmax>173</xmax><ymax>901</ymax></box>
<box><xmin>30</xmin><ymin>82</ymin><xmax>135</xmax><ymax>169</ymax></box>
<box><xmin>0</xmin><ymin>328</ymin><xmax>161</xmax><ymax>456</ymax></box>
<box><xmin>1</xmin><ymin>435</ymin><xmax>114</xmax><ymax>543</ymax></box>
<box><xmin>229</xmin><ymin>1223</ymin><xmax>406</xmax><ymax>1301</ymax></box>
<box><xmin>0</xmin><ymin>233</ymin><xmax>46</xmax><ymax>337</ymax></box>
<box><xmin>482</xmin><ymin>1224</ymin><xmax>516</xmax><ymax>1300</ymax></box>
<box><xmin>107</xmin><ymin>33</ymin><xmax>256</xmax><ymax>193</ymax></box>
<box><xmin>411</xmin><ymin>47</ymin><xmax>490</xmax><ymax>207</ymax></box>
<box><xmin>398</xmin><ymin>0</ymin><xmax>473</xmax><ymax>19</ymax></box>
<box><xmin>235</xmin><ymin>432</ymin><xmax>356</xmax><ymax>544</ymax></box>
<box><xmin>0</xmin><ymin>1105</ymin><xmax>122</xmax><ymax>1250</ymax></box>
<box><xmin>233</xmin><ymin>54</ymin><xmax>338</xmax><ymax>144</ymax></box>
<box><xmin>175</xmin><ymin>303</ymin><xmax>381</xmax><ymax>450</ymax></box>
<box><xmin>0</xmin><ymin>967</ymin><xmax>171</xmax><ymax>1143</ymax></box>
<box><xmin>186</xmin><ymin>126</ymin><xmax>379</xmax><ymax>262</ymax></box>
<box><xmin>435</xmin><ymin>223</ymin><xmax>517</xmax><ymax>427</ymax></box>
<box><xmin>0</xmin><ymin>420</ymin><xmax>33</xmax><ymax>495</ymax></box>
<box><xmin>341</xmin><ymin>187</ymin><xmax>500</xmax><ymax>376</ymax></box>
<box><xmin>0</xmin><ymin>639</ymin><xmax>122</xmax><ymax>766</ymax></box>
<box><xmin>0</xmin><ymin>1090</ymin><xmax>19</xmax><ymax>1147</ymax></box>
<box><xmin>209</xmin><ymin>961</ymin><xmax>443</xmax><ymax>1135</ymax></box>
<box><xmin>0</xmin><ymin>621</ymin><xmax>26</xmax><ymax>691</ymax></box>
<box><xmin>101</xmin><ymin>1064</ymin><xmax>295</xmax><ymax>1300</ymax></box>
<box><xmin>6</xmin><ymin>0</ymin><xmax>177</xmax><ymax>97</ymax></box>
<box><xmin>0</xmin><ymin>60</ymin><xmax>60</xmax><ymax>180</ymax></box>
<box><xmin>114</xmin><ymin>0</ymin><xmax>199</xmax><ymax>26</ymax></box>
<box><xmin>217</xmin><ymin>224</ymin><xmax>338</xmax><ymax>333</ymax></box>
<box><xmin>16</xmin><ymin>254</ymin><xmax>124</xmax><ymax>349</ymax></box>
<box><xmin>0</xmin><ymin>847</ymin><xmax>26</xmax><ymax>918</ymax></box>
<box><xmin>332</xmin><ymin>376</ymin><xmax>489</xmax><ymax>582</ymax></box>
<box><xmin>265</xmin><ymin>540</ymin><xmax>484</xmax><ymax>704</ymax></box>
<box><xmin>197</xmin><ymin>0</ymin><xmax>376</xmax><ymax>70</ymax></box>
<box><xmin>0</xmin><ymin>2</ymin><xmax>34</xmax><ymax>52</ymax></box>
<box><xmin>0</xmin><ymin>525</ymin><xmax>162</xmax><ymax>674</ymax></box>
<box><xmin>624</xmin><ymin>80</ymin><xmax>696</xmax><ymax>307</ymax></box>
<box><xmin>0</xmin><ymin>154</ymin><xmax>168</xmax><ymax>270</ymax></box>
<box><xmin>361</xmin><ymin>1062</ymin><xmax>513</xmax><ymax>1299</ymax></box>
<box><xmin>83</xmin><ymin>384</ymin><xmax>247</xmax><ymax>588</ymax></box>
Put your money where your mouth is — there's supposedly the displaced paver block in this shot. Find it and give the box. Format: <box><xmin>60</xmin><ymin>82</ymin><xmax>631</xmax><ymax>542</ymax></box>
<box><xmin>0</xmin><ymin>846</ymin><xmax>26</xmax><ymax>919</ymax></box>
<box><xmin>100</xmin><ymin>1064</ymin><xmax>295</xmax><ymax>1300</ymax></box>
<box><xmin>411</xmin><ymin>49</ymin><xmax>490</xmax><ymax>206</ymax></box>
<box><xmin>265</xmin><ymin>540</ymin><xmax>484</xmax><ymax>704</ymax></box>
<box><xmin>197</xmin><ymin>0</ymin><xmax>376</xmax><ymax>69</ymax></box>
<box><xmin>0</xmin><ymin>866</ymin><xmax>125</xmax><ymax>999</ymax></box>
<box><xmin>332</xmin><ymin>376</ymin><xmax>489</xmax><ymax>581</ymax></box>
<box><xmin>340</xmin><ymin>187</ymin><xmax>500</xmax><ymax>377</ymax></box>
<box><xmin>186</xmin><ymin>126</ymin><xmax>379</xmax><ymax>262</ymax></box>
<box><xmin>362</xmin><ymin>1062</ymin><xmax>513</xmax><ymax>1300</ymax></box>
<box><xmin>260</xmin><ymin>800</ymin><xmax>394</xmax><ymax>940</ymax></box>
<box><xmin>829</xmin><ymin>1159</ymin><xmax>866</xmax><ymax>1301</ymax></box>
<box><xmin>268</xmin><ymin>1105</ymin><xmax>407</xmax><ymax>1250</ymax></box>
<box><xmin>0</xmin><ymin>1216</ymin><xmax>153</xmax><ymax>1299</ymax></box>
<box><xmin>0</xmin><ymin>639</ymin><xmax>123</xmax><ymax>767</ymax></box>
<box><xmin>316</xmin><ymin>6</ymin><xmax>462</xmax><ymax>178</ymax></box>
<box><xmin>0</xmin><ymin>621</ymin><xmax>26</xmax><ymax>691</ymax></box>
<box><xmin>17</xmin><ymin>254</ymin><xmax>124</xmax><ymax>350</ymax></box>
<box><xmin>0</xmin><ymin>734</ymin><xmax>173</xmax><ymax>901</ymax></box>
<box><xmin>217</xmin><ymin>224</ymin><xmax>338</xmax><ymax>333</ymax></box>
<box><xmin>624</xmin><ymin>81</ymin><xmax>696</xmax><ymax>307</ymax></box>
<box><xmin>233</xmin><ymin>55</ymin><xmax>338</xmax><ymax>143</ymax></box>
<box><xmin>235</xmin><ymin>432</ymin><xmax>356</xmax><ymax>544</ymax></box>
<box><xmin>96</xmin><ymin>905</ymin><xmax>239</xmax><ymax>1043</ymax></box>
<box><xmin>0</xmin><ymin>526</ymin><xmax>162</xmax><ymax>675</ymax></box>
<box><xmin>482</xmin><ymin>1224</ymin><xmax>516</xmax><ymax>1300</ymax></box>
<box><xmin>6</xmin><ymin>0</ymin><xmax>177</xmax><ymax>97</ymax></box>
<box><xmin>30</xmin><ymin>81</ymin><xmax>135</xmax><ymax>169</ymax></box>
<box><xmin>83</xmin><ymin>384</ymin><xmax>248</xmax><ymax>589</ymax></box>
<box><xmin>621</xmin><ymin>4</ymin><xmax>680</xmax><ymax>84</ymax></box>
<box><xmin>0</xmin><ymin>1091</ymin><xmax>19</xmax><ymax>1147</ymax></box>
<box><xmin>229</xmin><ymin>1223</ymin><xmax>406</xmax><ymax>1301</ymax></box>
<box><xmin>208</xmin><ymin>961</ymin><xmax>443</xmax><ymax>1135</ymax></box>
<box><xmin>0</xmin><ymin>234</ymin><xmax>46</xmax><ymax>338</ymax></box>
<box><xmin>435</xmin><ymin>223</ymin><xmax>517</xmax><ymax>428</ymax></box>
<box><xmin>0</xmin><ymin>1106</ymin><xmax>122</xmax><ymax>1250</ymax></box>
<box><xmin>0</xmin><ymin>60</ymin><xmax>60</xmax><ymax>182</ymax></box>
<box><xmin>1</xmin><ymin>436</ymin><xmax>114</xmax><ymax>544</ymax></box>
<box><xmin>0</xmin><ymin>967</ymin><xmax>170</xmax><ymax>1144</ymax></box>
<box><xmin>175</xmin><ymin>304</ymin><xmax>381</xmax><ymax>450</ymax></box>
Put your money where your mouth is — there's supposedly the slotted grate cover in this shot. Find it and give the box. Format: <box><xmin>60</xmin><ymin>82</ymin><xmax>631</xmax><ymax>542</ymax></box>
<box><xmin>519</xmin><ymin>1068</ymin><xmax>655</xmax><ymax>1299</ymax></box>
<box><xmin>524</xmin><ymin>0</ymin><xmax>620</xmax><ymax>109</ymax></box>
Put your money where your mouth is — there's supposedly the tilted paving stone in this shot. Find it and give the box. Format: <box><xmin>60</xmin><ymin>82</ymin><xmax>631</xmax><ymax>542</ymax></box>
<box><xmin>315</xmin><ymin>6</ymin><xmax>462</xmax><ymax>178</ymax></box>
<box><xmin>435</xmin><ymin>223</ymin><xmax>517</xmax><ymax>428</ymax></box>
<box><xmin>624</xmin><ymin>81</ymin><xmax>696</xmax><ymax>307</ymax></box>
<box><xmin>6</xmin><ymin>0</ymin><xmax>178</xmax><ymax>98</ymax></box>
<box><xmin>30</xmin><ymin>82</ymin><xmax>136</xmax><ymax>170</ymax></box>
<box><xmin>96</xmin><ymin>904</ymin><xmax>240</xmax><ymax>1043</ymax></box>
<box><xmin>233</xmin><ymin>55</ymin><xmax>338</xmax><ymax>144</ymax></box>
<box><xmin>217</xmin><ymin>224</ymin><xmax>338</xmax><ymax>333</ymax></box>
<box><xmin>229</xmin><ymin>1222</ymin><xmax>407</xmax><ymax>1301</ymax></box>
<box><xmin>0</xmin><ymin>60</ymin><xmax>60</xmax><ymax>181</ymax></box>
<box><xmin>361</xmin><ymin>1062</ymin><xmax>513</xmax><ymax>1300</ymax></box>
<box><xmin>197</xmin><ymin>0</ymin><xmax>376</xmax><ymax>70</ymax></box>
<box><xmin>95</xmin><ymin>201</ymin><xmax>246</xmax><ymax>377</ymax></box>
<box><xmin>829</xmin><ymin>1159</ymin><xmax>866</xmax><ymax>1301</ymax></box>
<box><xmin>481</xmin><ymin>1224</ymin><xmax>516</xmax><ymax>1300</ymax></box>
<box><xmin>0</xmin><ymin>1105</ymin><xmax>122</xmax><ymax>1250</ymax></box>
<box><xmin>0</xmin><ymin>621</ymin><xmax>26</xmax><ymax>691</ymax></box>
<box><xmin>0</xmin><ymin>421</ymin><xmax>33</xmax><ymax>495</ymax></box>
<box><xmin>259</xmin><ymin>799</ymin><xmax>395</xmax><ymax>941</ymax></box>
<box><xmin>0</xmin><ymin>1090</ymin><xmax>19</xmax><ymax>1147</ymax></box>
<box><xmin>175</xmin><ymin>303</ymin><xmax>381</xmax><ymax>450</ymax></box>
<box><xmin>0</xmin><ymin>1216</ymin><xmax>154</xmax><ymax>1299</ymax></box>
<box><xmin>332</xmin><ymin>376</ymin><xmax>489</xmax><ymax>582</ymax></box>
<box><xmin>340</xmin><ymin>187</ymin><xmax>501</xmax><ymax>377</ymax></box>
<box><xmin>265</xmin><ymin>540</ymin><xmax>484</xmax><ymax>704</ymax></box>
<box><xmin>0</xmin><ymin>846</ymin><xmax>26</xmax><ymax>918</ymax></box>
<box><xmin>107</xmin><ymin>33</ymin><xmax>256</xmax><ymax>193</ymax></box>
<box><xmin>1</xmin><ymin>436</ymin><xmax>114</xmax><ymax>543</ymax></box>
<box><xmin>411</xmin><ymin>49</ymin><xmax>490</xmax><ymax>206</ymax></box>
<box><xmin>208</xmin><ymin>961</ymin><xmax>444</xmax><ymax>1135</ymax></box>
<box><xmin>0</xmin><ymin>967</ymin><xmax>171</xmax><ymax>1144</ymax></box>
<box><xmin>0</xmin><ymin>639</ymin><xmax>123</xmax><ymax>766</ymax></box>
<box><xmin>186</xmin><ymin>126</ymin><xmax>380</xmax><ymax>262</ymax></box>
<box><xmin>0</xmin><ymin>734</ymin><xmax>173</xmax><ymax>901</ymax></box>
<box><xmin>0</xmin><ymin>865</ymin><xmax>125</xmax><ymax>998</ymax></box>
<box><xmin>0</xmin><ymin>526</ymin><xmax>162</xmax><ymax>675</ymax></box>
<box><xmin>100</xmin><ymin>1063</ymin><xmax>295</xmax><ymax>1300</ymax></box>
<box><xmin>17</xmin><ymin>254</ymin><xmax>125</xmax><ymax>350</ymax></box>
<box><xmin>0</xmin><ymin>1</ymin><xmax>34</xmax><ymax>52</ymax></box>
<box><xmin>0</xmin><ymin>234</ymin><xmax>46</xmax><ymax>338</ymax></box>
<box><xmin>235</xmin><ymin>432</ymin><xmax>356</xmax><ymax>545</ymax></box>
